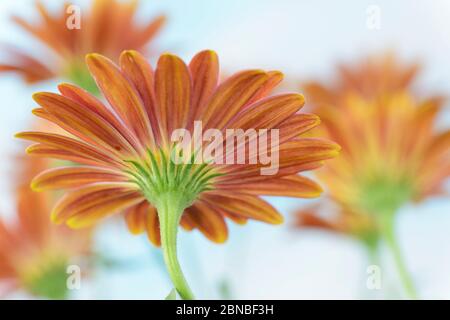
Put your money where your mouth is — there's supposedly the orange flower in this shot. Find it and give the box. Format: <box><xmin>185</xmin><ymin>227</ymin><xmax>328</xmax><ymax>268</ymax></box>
<box><xmin>0</xmin><ymin>156</ymin><xmax>92</xmax><ymax>299</ymax></box>
<box><xmin>17</xmin><ymin>50</ymin><xmax>339</xmax><ymax>299</ymax></box>
<box><xmin>295</xmin><ymin>54</ymin><xmax>449</xmax><ymax>299</ymax></box>
<box><xmin>0</xmin><ymin>0</ymin><xmax>165</xmax><ymax>92</ymax></box>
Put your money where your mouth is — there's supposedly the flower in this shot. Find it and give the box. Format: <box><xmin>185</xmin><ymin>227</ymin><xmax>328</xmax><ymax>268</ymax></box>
<box><xmin>17</xmin><ymin>49</ymin><xmax>339</xmax><ymax>299</ymax></box>
<box><xmin>0</xmin><ymin>156</ymin><xmax>92</xmax><ymax>299</ymax></box>
<box><xmin>295</xmin><ymin>55</ymin><xmax>449</xmax><ymax>299</ymax></box>
<box><xmin>0</xmin><ymin>0</ymin><xmax>165</xmax><ymax>93</ymax></box>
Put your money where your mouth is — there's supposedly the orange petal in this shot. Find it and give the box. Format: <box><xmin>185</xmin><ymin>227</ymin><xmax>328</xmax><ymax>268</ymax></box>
<box><xmin>202</xmin><ymin>193</ymin><xmax>283</xmax><ymax>224</ymax></box>
<box><xmin>52</xmin><ymin>183</ymin><xmax>143</xmax><ymax>227</ymax></box>
<box><xmin>188</xmin><ymin>50</ymin><xmax>219</xmax><ymax>124</ymax></box>
<box><xmin>155</xmin><ymin>53</ymin><xmax>191</xmax><ymax>134</ymax></box>
<box><xmin>217</xmin><ymin>174</ymin><xmax>322</xmax><ymax>198</ymax></box>
<box><xmin>0</xmin><ymin>54</ymin><xmax>54</xmax><ymax>83</ymax></box>
<box><xmin>86</xmin><ymin>53</ymin><xmax>152</xmax><ymax>147</ymax></box>
<box><xmin>31</xmin><ymin>166</ymin><xmax>128</xmax><ymax>191</ymax></box>
<box><xmin>228</xmin><ymin>93</ymin><xmax>305</xmax><ymax>129</ymax></box>
<box><xmin>31</xmin><ymin>107</ymin><xmax>58</xmax><ymax>124</ymax></box>
<box><xmin>202</xmin><ymin>70</ymin><xmax>269</xmax><ymax>129</ymax></box>
<box><xmin>222</xmin><ymin>138</ymin><xmax>340</xmax><ymax>181</ymax></box>
<box><xmin>16</xmin><ymin>132</ymin><xmax>121</xmax><ymax>167</ymax></box>
<box><xmin>24</xmin><ymin>144</ymin><xmax>110</xmax><ymax>167</ymax></box>
<box><xmin>278</xmin><ymin>114</ymin><xmax>321</xmax><ymax>143</ymax></box>
<box><xmin>222</xmin><ymin>211</ymin><xmax>248</xmax><ymax>225</ymax></box>
<box><xmin>125</xmin><ymin>201</ymin><xmax>148</xmax><ymax>235</ymax></box>
<box><xmin>184</xmin><ymin>202</ymin><xmax>228</xmax><ymax>243</ymax></box>
<box><xmin>57</xmin><ymin>83</ymin><xmax>142</xmax><ymax>150</ymax></box>
<box><xmin>119</xmin><ymin>50</ymin><xmax>159</xmax><ymax>143</ymax></box>
<box><xmin>245</xmin><ymin>71</ymin><xmax>284</xmax><ymax>106</ymax></box>
<box><xmin>294</xmin><ymin>208</ymin><xmax>342</xmax><ymax>232</ymax></box>
<box><xmin>33</xmin><ymin>92</ymin><xmax>136</xmax><ymax>156</ymax></box>
<box><xmin>146</xmin><ymin>205</ymin><xmax>161</xmax><ymax>246</ymax></box>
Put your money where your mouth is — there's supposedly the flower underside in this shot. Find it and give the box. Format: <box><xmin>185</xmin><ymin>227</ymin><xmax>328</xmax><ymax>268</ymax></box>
<box><xmin>20</xmin><ymin>255</ymin><xmax>69</xmax><ymax>300</ymax></box>
<box><xmin>126</xmin><ymin>147</ymin><xmax>222</xmax><ymax>212</ymax></box>
<box><xmin>359</xmin><ymin>175</ymin><xmax>413</xmax><ymax>215</ymax></box>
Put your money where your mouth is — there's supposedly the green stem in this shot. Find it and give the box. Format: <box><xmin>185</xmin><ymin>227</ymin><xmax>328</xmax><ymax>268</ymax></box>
<box><xmin>156</xmin><ymin>193</ymin><xmax>195</xmax><ymax>300</ymax></box>
<box><xmin>380</xmin><ymin>213</ymin><xmax>418</xmax><ymax>299</ymax></box>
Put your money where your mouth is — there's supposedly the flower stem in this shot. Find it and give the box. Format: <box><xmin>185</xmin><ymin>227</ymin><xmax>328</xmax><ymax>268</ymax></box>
<box><xmin>380</xmin><ymin>213</ymin><xmax>417</xmax><ymax>299</ymax></box>
<box><xmin>156</xmin><ymin>193</ymin><xmax>195</xmax><ymax>300</ymax></box>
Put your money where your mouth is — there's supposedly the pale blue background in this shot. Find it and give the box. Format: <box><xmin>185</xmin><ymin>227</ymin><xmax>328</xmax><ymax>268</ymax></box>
<box><xmin>0</xmin><ymin>0</ymin><xmax>449</xmax><ymax>299</ymax></box>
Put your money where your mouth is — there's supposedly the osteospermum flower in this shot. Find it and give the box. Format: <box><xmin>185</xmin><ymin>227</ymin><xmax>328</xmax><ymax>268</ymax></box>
<box><xmin>0</xmin><ymin>156</ymin><xmax>91</xmax><ymax>299</ymax></box>
<box><xmin>0</xmin><ymin>0</ymin><xmax>164</xmax><ymax>93</ymax></box>
<box><xmin>16</xmin><ymin>49</ymin><xmax>339</xmax><ymax>299</ymax></box>
<box><xmin>297</xmin><ymin>56</ymin><xmax>449</xmax><ymax>298</ymax></box>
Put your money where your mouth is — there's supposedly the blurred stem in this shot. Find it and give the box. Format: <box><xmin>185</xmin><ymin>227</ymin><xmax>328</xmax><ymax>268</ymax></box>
<box><xmin>156</xmin><ymin>193</ymin><xmax>195</xmax><ymax>300</ymax></box>
<box><xmin>380</xmin><ymin>211</ymin><xmax>417</xmax><ymax>299</ymax></box>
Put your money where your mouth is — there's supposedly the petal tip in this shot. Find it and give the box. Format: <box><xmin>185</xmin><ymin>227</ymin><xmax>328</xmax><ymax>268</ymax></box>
<box><xmin>272</xmin><ymin>215</ymin><xmax>284</xmax><ymax>225</ymax></box>
<box><xmin>14</xmin><ymin>132</ymin><xmax>24</xmax><ymax>139</ymax></box>
<box><xmin>30</xmin><ymin>180</ymin><xmax>42</xmax><ymax>192</ymax></box>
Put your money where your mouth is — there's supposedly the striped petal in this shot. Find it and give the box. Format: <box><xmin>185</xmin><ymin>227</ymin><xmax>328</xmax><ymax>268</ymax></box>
<box><xmin>52</xmin><ymin>183</ymin><xmax>143</xmax><ymax>227</ymax></box>
<box><xmin>217</xmin><ymin>174</ymin><xmax>322</xmax><ymax>198</ymax></box>
<box><xmin>278</xmin><ymin>114</ymin><xmax>321</xmax><ymax>143</ymax></box>
<box><xmin>221</xmin><ymin>138</ymin><xmax>340</xmax><ymax>181</ymax></box>
<box><xmin>245</xmin><ymin>71</ymin><xmax>284</xmax><ymax>106</ymax></box>
<box><xmin>228</xmin><ymin>93</ymin><xmax>305</xmax><ymax>129</ymax></box>
<box><xmin>31</xmin><ymin>166</ymin><xmax>128</xmax><ymax>191</ymax></box>
<box><xmin>86</xmin><ymin>53</ymin><xmax>152</xmax><ymax>146</ymax></box>
<box><xmin>155</xmin><ymin>53</ymin><xmax>191</xmax><ymax>135</ymax></box>
<box><xmin>184</xmin><ymin>202</ymin><xmax>228</xmax><ymax>243</ymax></box>
<box><xmin>33</xmin><ymin>92</ymin><xmax>136</xmax><ymax>156</ymax></box>
<box><xmin>119</xmin><ymin>50</ymin><xmax>158</xmax><ymax>143</ymax></box>
<box><xmin>201</xmin><ymin>70</ymin><xmax>269</xmax><ymax>129</ymax></box>
<box><xmin>57</xmin><ymin>83</ymin><xmax>142</xmax><ymax>150</ymax></box>
<box><xmin>16</xmin><ymin>132</ymin><xmax>120</xmax><ymax>166</ymax></box>
<box><xmin>188</xmin><ymin>50</ymin><xmax>219</xmax><ymax>124</ymax></box>
<box><xmin>202</xmin><ymin>193</ymin><xmax>282</xmax><ymax>224</ymax></box>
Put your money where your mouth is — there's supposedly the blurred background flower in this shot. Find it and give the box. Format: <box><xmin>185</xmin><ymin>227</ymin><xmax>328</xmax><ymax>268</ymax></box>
<box><xmin>295</xmin><ymin>55</ymin><xmax>449</xmax><ymax>298</ymax></box>
<box><xmin>0</xmin><ymin>0</ymin><xmax>165</xmax><ymax>94</ymax></box>
<box><xmin>0</xmin><ymin>0</ymin><xmax>449</xmax><ymax>299</ymax></box>
<box><xmin>0</xmin><ymin>156</ymin><xmax>93</xmax><ymax>299</ymax></box>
